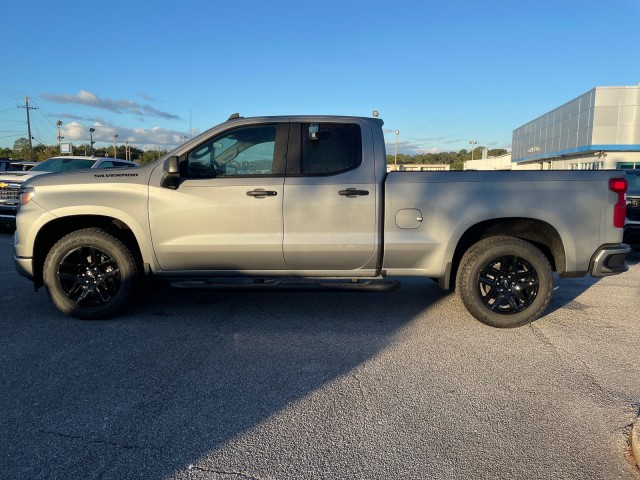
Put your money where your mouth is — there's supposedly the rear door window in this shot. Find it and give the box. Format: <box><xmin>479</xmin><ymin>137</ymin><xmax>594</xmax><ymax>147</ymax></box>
<box><xmin>296</xmin><ymin>123</ymin><xmax>362</xmax><ymax>175</ymax></box>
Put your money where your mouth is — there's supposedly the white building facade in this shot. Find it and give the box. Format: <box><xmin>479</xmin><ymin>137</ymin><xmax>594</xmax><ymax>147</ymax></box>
<box><xmin>511</xmin><ymin>85</ymin><xmax>640</xmax><ymax>170</ymax></box>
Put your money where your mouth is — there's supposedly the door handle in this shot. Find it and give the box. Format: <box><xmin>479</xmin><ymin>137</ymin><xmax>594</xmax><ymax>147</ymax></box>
<box><xmin>339</xmin><ymin>188</ymin><xmax>369</xmax><ymax>197</ymax></box>
<box><xmin>246</xmin><ymin>189</ymin><xmax>278</xmax><ymax>197</ymax></box>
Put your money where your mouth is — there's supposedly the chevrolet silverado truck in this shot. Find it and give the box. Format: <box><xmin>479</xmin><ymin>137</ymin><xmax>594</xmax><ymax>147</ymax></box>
<box><xmin>13</xmin><ymin>115</ymin><xmax>631</xmax><ymax>327</ymax></box>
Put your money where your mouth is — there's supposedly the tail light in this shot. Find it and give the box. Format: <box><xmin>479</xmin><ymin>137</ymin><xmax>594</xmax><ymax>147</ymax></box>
<box><xmin>609</xmin><ymin>178</ymin><xmax>627</xmax><ymax>228</ymax></box>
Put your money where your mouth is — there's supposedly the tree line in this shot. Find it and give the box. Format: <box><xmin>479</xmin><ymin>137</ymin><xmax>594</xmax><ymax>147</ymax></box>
<box><xmin>2</xmin><ymin>137</ymin><xmax>508</xmax><ymax>170</ymax></box>
<box><xmin>386</xmin><ymin>148</ymin><xmax>508</xmax><ymax>170</ymax></box>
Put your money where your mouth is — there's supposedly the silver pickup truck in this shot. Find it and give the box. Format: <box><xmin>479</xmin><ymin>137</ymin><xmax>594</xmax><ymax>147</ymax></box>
<box><xmin>13</xmin><ymin>115</ymin><xmax>631</xmax><ymax>327</ymax></box>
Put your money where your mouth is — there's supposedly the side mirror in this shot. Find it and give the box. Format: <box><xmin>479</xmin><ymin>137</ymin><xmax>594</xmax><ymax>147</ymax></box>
<box><xmin>167</xmin><ymin>155</ymin><xmax>179</xmax><ymax>174</ymax></box>
<box><xmin>161</xmin><ymin>155</ymin><xmax>181</xmax><ymax>189</ymax></box>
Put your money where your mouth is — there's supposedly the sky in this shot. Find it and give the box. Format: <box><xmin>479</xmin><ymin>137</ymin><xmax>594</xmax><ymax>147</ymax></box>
<box><xmin>1</xmin><ymin>0</ymin><xmax>639</xmax><ymax>156</ymax></box>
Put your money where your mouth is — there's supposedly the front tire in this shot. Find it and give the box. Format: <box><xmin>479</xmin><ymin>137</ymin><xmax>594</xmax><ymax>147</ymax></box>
<box><xmin>456</xmin><ymin>236</ymin><xmax>553</xmax><ymax>328</ymax></box>
<box><xmin>43</xmin><ymin>228</ymin><xmax>139</xmax><ymax>319</ymax></box>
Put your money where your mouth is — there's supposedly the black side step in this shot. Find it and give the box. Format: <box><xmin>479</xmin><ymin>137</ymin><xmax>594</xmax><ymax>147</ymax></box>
<box><xmin>168</xmin><ymin>278</ymin><xmax>401</xmax><ymax>292</ymax></box>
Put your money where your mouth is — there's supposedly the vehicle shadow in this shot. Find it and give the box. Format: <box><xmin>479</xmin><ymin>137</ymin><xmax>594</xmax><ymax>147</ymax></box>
<box><xmin>545</xmin><ymin>274</ymin><xmax>600</xmax><ymax>315</ymax></box>
<box><xmin>545</xmin><ymin>250</ymin><xmax>639</xmax><ymax>315</ymax></box>
<box><xmin>1</xmin><ymin>273</ymin><xmax>448</xmax><ymax>479</ymax></box>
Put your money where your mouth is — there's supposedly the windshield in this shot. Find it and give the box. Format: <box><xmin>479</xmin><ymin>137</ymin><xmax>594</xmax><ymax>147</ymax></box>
<box><xmin>31</xmin><ymin>158</ymin><xmax>97</xmax><ymax>172</ymax></box>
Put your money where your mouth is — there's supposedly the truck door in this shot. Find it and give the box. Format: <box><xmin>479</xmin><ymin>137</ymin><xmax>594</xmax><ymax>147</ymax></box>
<box><xmin>283</xmin><ymin>121</ymin><xmax>379</xmax><ymax>271</ymax></box>
<box><xmin>149</xmin><ymin>123</ymin><xmax>288</xmax><ymax>272</ymax></box>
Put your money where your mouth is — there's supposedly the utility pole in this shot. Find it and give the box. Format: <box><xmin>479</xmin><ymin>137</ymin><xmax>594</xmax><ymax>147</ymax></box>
<box><xmin>394</xmin><ymin>130</ymin><xmax>399</xmax><ymax>170</ymax></box>
<box><xmin>56</xmin><ymin>120</ymin><xmax>63</xmax><ymax>153</ymax></box>
<box><xmin>18</xmin><ymin>96</ymin><xmax>37</xmax><ymax>161</ymax></box>
<box><xmin>469</xmin><ymin>140</ymin><xmax>478</xmax><ymax>161</ymax></box>
<box><xmin>89</xmin><ymin>128</ymin><xmax>95</xmax><ymax>154</ymax></box>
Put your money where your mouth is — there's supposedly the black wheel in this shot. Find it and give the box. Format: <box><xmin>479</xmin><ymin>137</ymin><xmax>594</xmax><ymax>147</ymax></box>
<box><xmin>456</xmin><ymin>236</ymin><xmax>553</xmax><ymax>328</ymax></box>
<box><xmin>43</xmin><ymin>228</ymin><xmax>139</xmax><ymax>319</ymax></box>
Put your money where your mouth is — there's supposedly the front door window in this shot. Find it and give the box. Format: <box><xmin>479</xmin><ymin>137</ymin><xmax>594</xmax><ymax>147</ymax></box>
<box><xmin>186</xmin><ymin>125</ymin><xmax>277</xmax><ymax>178</ymax></box>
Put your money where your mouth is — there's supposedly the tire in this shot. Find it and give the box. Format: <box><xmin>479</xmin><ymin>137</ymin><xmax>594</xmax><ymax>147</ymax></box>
<box><xmin>43</xmin><ymin>228</ymin><xmax>139</xmax><ymax>320</ymax></box>
<box><xmin>456</xmin><ymin>236</ymin><xmax>553</xmax><ymax>328</ymax></box>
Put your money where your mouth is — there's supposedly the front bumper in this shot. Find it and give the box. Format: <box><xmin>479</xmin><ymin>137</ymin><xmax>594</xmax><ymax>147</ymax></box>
<box><xmin>14</xmin><ymin>254</ymin><xmax>34</xmax><ymax>281</ymax></box>
<box><xmin>589</xmin><ymin>243</ymin><xmax>631</xmax><ymax>277</ymax></box>
<box><xmin>0</xmin><ymin>209</ymin><xmax>17</xmax><ymax>228</ymax></box>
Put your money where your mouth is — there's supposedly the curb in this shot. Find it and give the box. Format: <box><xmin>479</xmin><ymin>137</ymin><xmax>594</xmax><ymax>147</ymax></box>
<box><xmin>632</xmin><ymin>419</ymin><xmax>640</xmax><ymax>470</ymax></box>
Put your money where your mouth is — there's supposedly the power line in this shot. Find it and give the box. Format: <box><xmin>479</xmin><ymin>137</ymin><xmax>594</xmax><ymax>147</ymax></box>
<box><xmin>0</xmin><ymin>120</ymin><xmax>26</xmax><ymax>129</ymax></box>
<box><xmin>0</xmin><ymin>88</ymin><xmax>25</xmax><ymax>100</ymax></box>
<box><xmin>28</xmin><ymin>98</ymin><xmax>58</xmax><ymax>129</ymax></box>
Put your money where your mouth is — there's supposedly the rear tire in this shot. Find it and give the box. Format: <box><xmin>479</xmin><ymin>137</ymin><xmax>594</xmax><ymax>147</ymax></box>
<box><xmin>43</xmin><ymin>228</ymin><xmax>139</xmax><ymax>319</ymax></box>
<box><xmin>456</xmin><ymin>236</ymin><xmax>553</xmax><ymax>328</ymax></box>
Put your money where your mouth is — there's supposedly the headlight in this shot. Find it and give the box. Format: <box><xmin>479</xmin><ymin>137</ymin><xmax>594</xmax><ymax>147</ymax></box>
<box><xmin>20</xmin><ymin>187</ymin><xmax>35</xmax><ymax>206</ymax></box>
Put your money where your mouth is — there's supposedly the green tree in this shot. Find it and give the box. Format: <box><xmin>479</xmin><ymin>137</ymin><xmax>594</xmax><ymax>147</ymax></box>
<box><xmin>139</xmin><ymin>149</ymin><xmax>168</xmax><ymax>165</ymax></box>
<box><xmin>33</xmin><ymin>144</ymin><xmax>56</xmax><ymax>162</ymax></box>
<box><xmin>488</xmin><ymin>148</ymin><xmax>508</xmax><ymax>157</ymax></box>
<box><xmin>13</xmin><ymin>138</ymin><xmax>30</xmax><ymax>160</ymax></box>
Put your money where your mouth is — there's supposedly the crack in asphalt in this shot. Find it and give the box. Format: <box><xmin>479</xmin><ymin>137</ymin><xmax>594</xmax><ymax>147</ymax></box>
<box><xmin>530</xmin><ymin>324</ymin><xmax>640</xmax><ymax>475</ymax></box>
<box><xmin>528</xmin><ymin>323</ymin><xmax>621</xmax><ymax>402</ymax></box>
<box><xmin>187</xmin><ymin>464</ymin><xmax>265</xmax><ymax>479</ymax></box>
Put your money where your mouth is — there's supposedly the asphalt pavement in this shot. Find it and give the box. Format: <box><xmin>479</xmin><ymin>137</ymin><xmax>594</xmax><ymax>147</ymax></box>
<box><xmin>1</xmin><ymin>231</ymin><xmax>639</xmax><ymax>479</ymax></box>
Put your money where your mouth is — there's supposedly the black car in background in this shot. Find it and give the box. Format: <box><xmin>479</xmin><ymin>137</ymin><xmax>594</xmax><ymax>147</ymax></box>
<box><xmin>0</xmin><ymin>158</ymin><xmax>14</xmax><ymax>171</ymax></box>
<box><xmin>0</xmin><ymin>158</ymin><xmax>31</xmax><ymax>172</ymax></box>
<box><xmin>624</xmin><ymin>169</ymin><xmax>640</xmax><ymax>250</ymax></box>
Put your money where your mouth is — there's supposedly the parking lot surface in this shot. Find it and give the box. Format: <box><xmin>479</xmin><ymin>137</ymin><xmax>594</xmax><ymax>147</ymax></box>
<box><xmin>1</xmin><ymin>232</ymin><xmax>639</xmax><ymax>479</ymax></box>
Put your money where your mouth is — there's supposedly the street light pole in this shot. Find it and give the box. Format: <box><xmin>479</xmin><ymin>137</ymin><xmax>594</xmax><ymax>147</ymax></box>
<box><xmin>113</xmin><ymin>134</ymin><xmax>118</xmax><ymax>159</ymax></box>
<box><xmin>89</xmin><ymin>128</ymin><xmax>95</xmax><ymax>155</ymax></box>
<box><xmin>56</xmin><ymin>120</ymin><xmax>63</xmax><ymax>153</ymax></box>
<box><xmin>469</xmin><ymin>140</ymin><xmax>478</xmax><ymax>161</ymax></box>
<box><xmin>394</xmin><ymin>130</ymin><xmax>399</xmax><ymax>170</ymax></box>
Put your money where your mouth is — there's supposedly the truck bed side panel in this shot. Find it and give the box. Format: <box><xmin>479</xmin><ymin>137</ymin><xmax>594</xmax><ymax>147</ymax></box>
<box><xmin>382</xmin><ymin>170</ymin><xmax>623</xmax><ymax>277</ymax></box>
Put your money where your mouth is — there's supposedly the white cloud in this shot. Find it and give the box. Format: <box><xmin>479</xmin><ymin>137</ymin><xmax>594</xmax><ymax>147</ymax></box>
<box><xmin>62</xmin><ymin>121</ymin><xmax>188</xmax><ymax>148</ymax></box>
<box><xmin>43</xmin><ymin>90</ymin><xmax>180</xmax><ymax>120</ymax></box>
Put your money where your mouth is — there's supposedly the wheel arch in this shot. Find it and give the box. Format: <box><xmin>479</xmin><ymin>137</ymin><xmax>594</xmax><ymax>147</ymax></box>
<box><xmin>32</xmin><ymin>215</ymin><xmax>149</xmax><ymax>288</ymax></box>
<box><xmin>446</xmin><ymin>218</ymin><xmax>565</xmax><ymax>290</ymax></box>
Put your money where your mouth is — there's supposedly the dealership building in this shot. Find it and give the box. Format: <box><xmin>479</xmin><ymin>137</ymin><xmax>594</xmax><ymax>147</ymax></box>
<box><xmin>464</xmin><ymin>85</ymin><xmax>640</xmax><ymax>171</ymax></box>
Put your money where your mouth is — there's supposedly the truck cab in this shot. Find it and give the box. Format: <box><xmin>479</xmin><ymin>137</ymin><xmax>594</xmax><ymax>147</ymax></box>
<box><xmin>150</xmin><ymin>116</ymin><xmax>385</xmax><ymax>275</ymax></box>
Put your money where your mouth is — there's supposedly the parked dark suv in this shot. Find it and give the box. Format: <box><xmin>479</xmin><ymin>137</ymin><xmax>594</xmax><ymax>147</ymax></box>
<box><xmin>624</xmin><ymin>169</ymin><xmax>640</xmax><ymax>250</ymax></box>
<box><xmin>0</xmin><ymin>158</ymin><xmax>14</xmax><ymax>171</ymax></box>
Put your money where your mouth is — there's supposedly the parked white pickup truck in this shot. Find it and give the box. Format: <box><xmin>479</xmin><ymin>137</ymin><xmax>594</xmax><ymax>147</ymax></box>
<box><xmin>13</xmin><ymin>115</ymin><xmax>630</xmax><ymax>327</ymax></box>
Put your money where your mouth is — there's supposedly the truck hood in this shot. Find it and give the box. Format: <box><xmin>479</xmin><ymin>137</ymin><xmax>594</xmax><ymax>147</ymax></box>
<box><xmin>23</xmin><ymin>164</ymin><xmax>152</xmax><ymax>188</ymax></box>
<box><xmin>0</xmin><ymin>170</ymin><xmax>48</xmax><ymax>182</ymax></box>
